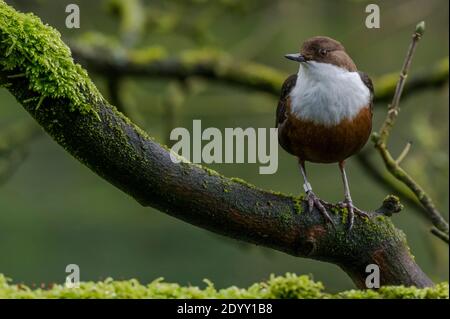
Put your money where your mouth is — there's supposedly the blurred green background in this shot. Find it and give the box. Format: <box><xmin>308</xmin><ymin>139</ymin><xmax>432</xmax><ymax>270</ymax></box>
<box><xmin>0</xmin><ymin>0</ymin><xmax>448</xmax><ymax>292</ymax></box>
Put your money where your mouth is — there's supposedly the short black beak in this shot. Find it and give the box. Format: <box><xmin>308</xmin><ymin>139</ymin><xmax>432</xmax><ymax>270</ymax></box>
<box><xmin>284</xmin><ymin>53</ymin><xmax>306</xmax><ymax>63</ymax></box>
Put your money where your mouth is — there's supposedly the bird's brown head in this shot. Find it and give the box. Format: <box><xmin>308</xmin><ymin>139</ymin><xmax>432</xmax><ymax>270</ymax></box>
<box><xmin>285</xmin><ymin>36</ymin><xmax>357</xmax><ymax>71</ymax></box>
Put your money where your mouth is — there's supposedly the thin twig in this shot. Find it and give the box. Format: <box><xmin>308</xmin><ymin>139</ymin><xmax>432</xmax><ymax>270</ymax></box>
<box><xmin>6</xmin><ymin>73</ymin><xmax>25</xmax><ymax>78</ymax></box>
<box><xmin>356</xmin><ymin>150</ymin><xmax>422</xmax><ymax>211</ymax></box>
<box><xmin>431</xmin><ymin>228</ymin><xmax>449</xmax><ymax>244</ymax></box>
<box><xmin>378</xmin><ymin>22</ymin><xmax>424</xmax><ymax>141</ymax></box>
<box><xmin>395</xmin><ymin>141</ymin><xmax>412</xmax><ymax>165</ymax></box>
<box><xmin>373</xmin><ymin>21</ymin><xmax>449</xmax><ymax>244</ymax></box>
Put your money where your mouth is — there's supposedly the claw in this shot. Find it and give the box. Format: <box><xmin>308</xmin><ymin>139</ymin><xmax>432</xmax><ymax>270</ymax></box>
<box><xmin>338</xmin><ymin>199</ymin><xmax>370</xmax><ymax>230</ymax></box>
<box><xmin>354</xmin><ymin>207</ymin><xmax>370</xmax><ymax>218</ymax></box>
<box><xmin>306</xmin><ymin>191</ymin><xmax>335</xmax><ymax>227</ymax></box>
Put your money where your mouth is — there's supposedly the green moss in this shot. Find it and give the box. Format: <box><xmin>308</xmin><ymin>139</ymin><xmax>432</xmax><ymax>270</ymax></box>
<box><xmin>129</xmin><ymin>46</ymin><xmax>167</xmax><ymax>64</ymax></box>
<box><xmin>341</xmin><ymin>207</ymin><xmax>348</xmax><ymax>224</ymax></box>
<box><xmin>237</xmin><ymin>62</ymin><xmax>284</xmax><ymax>92</ymax></box>
<box><xmin>230</xmin><ymin>176</ymin><xmax>257</xmax><ymax>189</ymax></box>
<box><xmin>292</xmin><ymin>195</ymin><xmax>303</xmax><ymax>214</ymax></box>
<box><xmin>386</xmin><ymin>194</ymin><xmax>399</xmax><ymax>202</ymax></box>
<box><xmin>0</xmin><ymin>1</ymin><xmax>102</xmax><ymax>117</ymax></box>
<box><xmin>0</xmin><ymin>273</ymin><xmax>446</xmax><ymax>299</ymax></box>
<box><xmin>355</xmin><ymin>212</ymin><xmax>405</xmax><ymax>247</ymax></box>
<box><xmin>179</xmin><ymin>48</ymin><xmax>227</xmax><ymax>67</ymax></box>
<box><xmin>262</xmin><ymin>273</ymin><xmax>325</xmax><ymax>299</ymax></box>
<box><xmin>179</xmin><ymin>48</ymin><xmax>284</xmax><ymax>93</ymax></box>
<box><xmin>279</xmin><ymin>211</ymin><xmax>293</xmax><ymax>223</ymax></box>
<box><xmin>77</xmin><ymin>32</ymin><xmax>125</xmax><ymax>55</ymax></box>
<box><xmin>337</xmin><ymin>282</ymin><xmax>449</xmax><ymax>299</ymax></box>
<box><xmin>189</xmin><ymin>162</ymin><xmax>221</xmax><ymax>177</ymax></box>
<box><xmin>330</xmin><ymin>206</ymin><xmax>340</xmax><ymax>215</ymax></box>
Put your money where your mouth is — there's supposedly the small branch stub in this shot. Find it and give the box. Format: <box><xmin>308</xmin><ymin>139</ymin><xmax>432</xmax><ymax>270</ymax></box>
<box><xmin>376</xmin><ymin>195</ymin><xmax>404</xmax><ymax>217</ymax></box>
<box><xmin>395</xmin><ymin>141</ymin><xmax>412</xmax><ymax>165</ymax></box>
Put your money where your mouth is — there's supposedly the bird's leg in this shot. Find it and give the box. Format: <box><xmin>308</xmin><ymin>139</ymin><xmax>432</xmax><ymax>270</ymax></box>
<box><xmin>298</xmin><ymin>160</ymin><xmax>334</xmax><ymax>225</ymax></box>
<box><xmin>338</xmin><ymin>161</ymin><xmax>369</xmax><ymax>229</ymax></box>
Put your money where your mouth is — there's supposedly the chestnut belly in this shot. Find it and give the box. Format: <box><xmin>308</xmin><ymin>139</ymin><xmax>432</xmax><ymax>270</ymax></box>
<box><xmin>278</xmin><ymin>108</ymin><xmax>372</xmax><ymax>163</ymax></box>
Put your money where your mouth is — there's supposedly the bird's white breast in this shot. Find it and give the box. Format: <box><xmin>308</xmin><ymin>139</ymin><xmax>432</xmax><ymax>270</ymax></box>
<box><xmin>289</xmin><ymin>61</ymin><xmax>370</xmax><ymax>127</ymax></box>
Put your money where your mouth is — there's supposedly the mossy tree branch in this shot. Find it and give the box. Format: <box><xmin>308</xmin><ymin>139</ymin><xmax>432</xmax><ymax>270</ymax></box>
<box><xmin>70</xmin><ymin>41</ymin><xmax>449</xmax><ymax>104</ymax></box>
<box><xmin>372</xmin><ymin>22</ymin><xmax>449</xmax><ymax>244</ymax></box>
<box><xmin>69</xmin><ymin>35</ymin><xmax>450</xmax><ymax>239</ymax></box>
<box><xmin>69</xmin><ymin>33</ymin><xmax>448</xmax><ymax>220</ymax></box>
<box><xmin>68</xmin><ymin>21</ymin><xmax>448</xmax><ymax>228</ymax></box>
<box><xmin>0</xmin><ymin>1</ymin><xmax>435</xmax><ymax>288</ymax></box>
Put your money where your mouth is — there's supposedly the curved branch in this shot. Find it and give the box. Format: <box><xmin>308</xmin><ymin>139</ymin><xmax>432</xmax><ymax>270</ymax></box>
<box><xmin>69</xmin><ymin>35</ymin><xmax>449</xmax><ymax>241</ymax></box>
<box><xmin>372</xmin><ymin>22</ymin><xmax>449</xmax><ymax>243</ymax></box>
<box><xmin>71</xmin><ymin>43</ymin><xmax>285</xmax><ymax>96</ymax></box>
<box><xmin>70</xmin><ymin>42</ymin><xmax>449</xmax><ymax>103</ymax></box>
<box><xmin>355</xmin><ymin>149</ymin><xmax>422</xmax><ymax>211</ymax></box>
<box><xmin>0</xmin><ymin>1</ymin><xmax>434</xmax><ymax>288</ymax></box>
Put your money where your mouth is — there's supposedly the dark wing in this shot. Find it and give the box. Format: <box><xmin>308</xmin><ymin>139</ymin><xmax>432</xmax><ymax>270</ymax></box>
<box><xmin>276</xmin><ymin>74</ymin><xmax>297</xmax><ymax>127</ymax></box>
<box><xmin>358</xmin><ymin>71</ymin><xmax>374</xmax><ymax>114</ymax></box>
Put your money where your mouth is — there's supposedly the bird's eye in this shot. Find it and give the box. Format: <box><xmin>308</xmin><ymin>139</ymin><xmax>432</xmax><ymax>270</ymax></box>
<box><xmin>318</xmin><ymin>49</ymin><xmax>328</xmax><ymax>56</ymax></box>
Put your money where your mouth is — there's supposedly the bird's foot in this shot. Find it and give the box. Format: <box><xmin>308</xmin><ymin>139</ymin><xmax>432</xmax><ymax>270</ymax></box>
<box><xmin>306</xmin><ymin>191</ymin><xmax>335</xmax><ymax>227</ymax></box>
<box><xmin>338</xmin><ymin>199</ymin><xmax>370</xmax><ymax>230</ymax></box>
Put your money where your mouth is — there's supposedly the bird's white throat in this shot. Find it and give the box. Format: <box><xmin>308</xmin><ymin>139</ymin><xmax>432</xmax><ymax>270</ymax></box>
<box><xmin>289</xmin><ymin>61</ymin><xmax>370</xmax><ymax>126</ymax></box>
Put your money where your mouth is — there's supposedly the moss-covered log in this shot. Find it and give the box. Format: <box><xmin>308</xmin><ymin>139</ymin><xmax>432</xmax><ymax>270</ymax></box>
<box><xmin>0</xmin><ymin>273</ymin><xmax>447</xmax><ymax>299</ymax></box>
<box><xmin>0</xmin><ymin>1</ymin><xmax>434</xmax><ymax>288</ymax></box>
